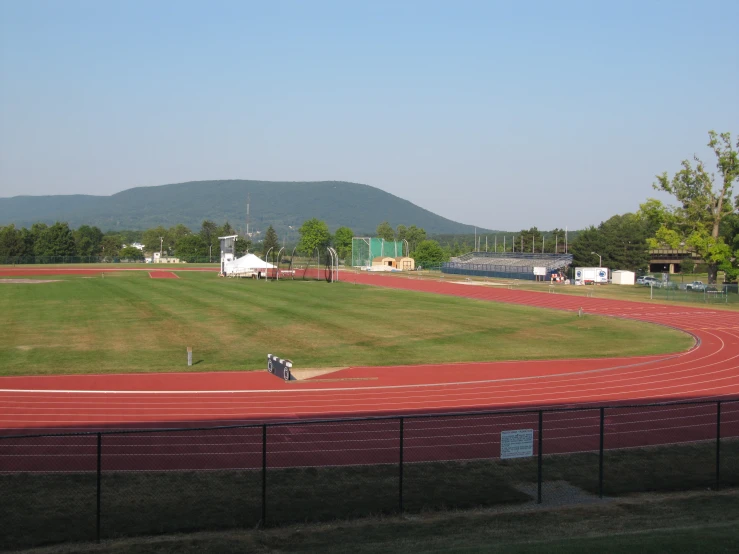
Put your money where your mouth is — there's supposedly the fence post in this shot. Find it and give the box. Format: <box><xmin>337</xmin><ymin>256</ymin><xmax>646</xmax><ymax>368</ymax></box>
<box><xmin>599</xmin><ymin>407</ymin><xmax>605</xmax><ymax>498</ymax></box>
<box><xmin>537</xmin><ymin>411</ymin><xmax>543</xmax><ymax>504</ymax></box>
<box><xmin>716</xmin><ymin>401</ymin><xmax>721</xmax><ymax>491</ymax></box>
<box><xmin>96</xmin><ymin>433</ymin><xmax>102</xmax><ymax>543</ymax></box>
<box><xmin>262</xmin><ymin>424</ymin><xmax>267</xmax><ymax>527</ymax></box>
<box><xmin>399</xmin><ymin>417</ymin><xmax>404</xmax><ymax>513</ymax></box>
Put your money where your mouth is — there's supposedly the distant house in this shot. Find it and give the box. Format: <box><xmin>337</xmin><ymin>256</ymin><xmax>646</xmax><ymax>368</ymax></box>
<box><xmin>648</xmin><ymin>248</ymin><xmax>701</xmax><ymax>274</ymax></box>
<box><xmin>122</xmin><ymin>242</ymin><xmax>146</xmax><ymax>251</ymax></box>
<box><xmin>152</xmin><ymin>252</ymin><xmax>181</xmax><ymax>264</ymax></box>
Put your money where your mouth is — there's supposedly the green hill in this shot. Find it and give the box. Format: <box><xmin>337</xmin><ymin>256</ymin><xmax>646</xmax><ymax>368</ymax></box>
<box><xmin>0</xmin><ymin>180</ymin><xmax>496</xmax><ymax>235</ymax></box>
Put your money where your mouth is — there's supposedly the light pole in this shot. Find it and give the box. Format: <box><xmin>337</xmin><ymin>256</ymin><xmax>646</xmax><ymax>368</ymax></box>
<box><xmin>591</xmin><ymin>251</ymin><xmax>602</xmax><ymax>267</ymax></box>
<box><xmin>209</xmin><ymin>244</ymin><xmax>212</xmax><ymax>263</ymax></box>
<box><xmin>276</xmin><ymin>247</ymin><xmax>285</xmax><ymax>280</ymax></box>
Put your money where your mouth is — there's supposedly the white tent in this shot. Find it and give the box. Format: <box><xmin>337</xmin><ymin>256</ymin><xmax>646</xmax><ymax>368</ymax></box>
<box><xmin>224</xmin><ymin>253</ymin><xmax>276</xmax><ymax>276</ymax></box>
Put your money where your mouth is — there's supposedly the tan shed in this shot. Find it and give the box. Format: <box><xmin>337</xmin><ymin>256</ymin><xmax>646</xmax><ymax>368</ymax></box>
<box><xmin>372</xmin><ymin>256</ymin><xmax>396</xmax><ymax>268</ymax></box>
<box><xmin>394</xmin><ymin>257</ymin><xmax>415</xmax><ymax>271</ymax></box>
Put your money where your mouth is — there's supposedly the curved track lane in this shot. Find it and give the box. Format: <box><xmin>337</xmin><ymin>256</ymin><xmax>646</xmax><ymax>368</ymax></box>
<box><xmin>1</xmin><ymin>270</ymin><xmax>739</xmax><ymax>473</ymax></box>
<box><xmin>1</xmin><ymin>271</ymin><xmax>738</xmax><ymax>433</ymax></box>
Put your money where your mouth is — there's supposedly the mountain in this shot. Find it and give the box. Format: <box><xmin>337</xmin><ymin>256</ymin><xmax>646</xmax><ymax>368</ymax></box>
<box><xmin>0</xmin><ymin>180</ymin><xmax>496</xmax><ymax>235</ymax></box>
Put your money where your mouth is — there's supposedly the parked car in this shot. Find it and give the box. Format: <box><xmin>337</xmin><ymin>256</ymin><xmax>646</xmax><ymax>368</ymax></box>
<box><xmin>637</xmin><ymin>276</ymin><xmax>660</xmax><ymax>286</ymax></box>
<box><xmin>686</xmin><ymin>281</ymin><xmax>707</xmax><ymax>292</ymax></box>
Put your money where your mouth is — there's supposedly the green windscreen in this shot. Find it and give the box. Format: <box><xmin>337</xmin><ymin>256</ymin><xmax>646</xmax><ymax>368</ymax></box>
<box><xmin>351</xmin><ymin>238</ymin><xmax>405</xmax><ymax>266</ymax></box>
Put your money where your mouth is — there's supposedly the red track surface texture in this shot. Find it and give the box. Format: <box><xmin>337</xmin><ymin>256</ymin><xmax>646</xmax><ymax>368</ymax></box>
<box><xmin>148</xmin><ymin>271</ymin><xmax>179</xmax><ymax>279</ymax></box>
<box><xmin>1</xmin><ymin>269</ymin><xmax>738</xmax><ymax>472</ymax></box>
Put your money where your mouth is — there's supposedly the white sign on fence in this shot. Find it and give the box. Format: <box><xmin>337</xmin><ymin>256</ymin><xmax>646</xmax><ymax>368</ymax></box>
<box><xmin>500</xmin><ymin>429</ymin><xmax>534</xmax><ymax>459</ymax></box>
<box><xmin>533</xmin><ymin>266</ymin><xmax>546</xmax><ymax>276</ymax></box>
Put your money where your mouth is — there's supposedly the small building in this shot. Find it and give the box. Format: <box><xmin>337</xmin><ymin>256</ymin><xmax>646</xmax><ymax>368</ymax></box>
<box><xmin>394</xmin><ymin>257</ymin><xmax>415</xmax><ymax>271</ymax></box>
<box><xmin>649</xmin><ymin>248</ymin><xmax>701</xmax><ymax>274</ymax></box>
<box><xmin>152</xmin><ymin>252</ymin><xmax>181</xmax><ymax>264</ymax></box>
<box><xmin>372</xmin><ymin>256</ymin><xmax>396</xmax><ymax>268</ymax></box>
<box><xmin>612</xmin><ymin>270</ymin><xmax>635</xmax><ymax>285</ymax></box>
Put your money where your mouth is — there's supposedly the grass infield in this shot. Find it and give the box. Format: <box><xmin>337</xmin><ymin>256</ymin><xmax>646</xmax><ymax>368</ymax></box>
<box><xmin>0</xmin><ymin>271</ymin><xmax>693</xmax><ymax>376</ymax></box>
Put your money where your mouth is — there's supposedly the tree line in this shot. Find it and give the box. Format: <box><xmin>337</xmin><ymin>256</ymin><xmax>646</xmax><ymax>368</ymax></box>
<box><xmin>569</xmin><ymin>131</ymin><xmax>738</xmax><ymax>282</ymax></box>
<box><xmin>3</xmin><ymin>131</ymin><xmax>735</xmax><ymax>276</ymax></box>
<box><xmin>0</xmin><ymin>221</ymin><xmax>248</xmax><ymax>263</ymax></box>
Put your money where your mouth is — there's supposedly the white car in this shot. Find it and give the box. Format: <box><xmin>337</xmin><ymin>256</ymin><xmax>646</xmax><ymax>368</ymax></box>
<box><xmin>637</xmin><ymin>276</ymin><xmax>660</xmax><ymax>287</ymax></box>
<box><xmin>686</xmin><ymin>281</ymin><xmax>707</xmax><ymax>292</ymax></box>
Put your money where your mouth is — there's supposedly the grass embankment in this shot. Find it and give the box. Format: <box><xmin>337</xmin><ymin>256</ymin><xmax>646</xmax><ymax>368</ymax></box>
<box><xmin>2</xmin><ymin>440</ymin><xmax>737</xmax><ymax>550</ymax></box>
<box><xmin>0</xmin><ymin>271</ymin><xmax>693</xmax><ymax>376</ymax></box>
<box><xmin>18</xmin><ymin>496</ymin><xmax>737</xmax><ymax>554</ymax></box>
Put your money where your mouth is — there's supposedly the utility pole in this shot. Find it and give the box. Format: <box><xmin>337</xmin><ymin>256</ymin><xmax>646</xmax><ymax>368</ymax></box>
<box><xmin>159</xmin><ymin>237</ymin><xmax>163</xmax><ymax>258</ymax></box>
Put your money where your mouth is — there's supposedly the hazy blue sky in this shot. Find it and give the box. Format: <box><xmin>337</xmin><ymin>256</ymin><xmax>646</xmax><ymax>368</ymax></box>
<box><xmin>1</xmin><ymin>0</ymin><xmax>737</xmax><ymax>230</ymax></box>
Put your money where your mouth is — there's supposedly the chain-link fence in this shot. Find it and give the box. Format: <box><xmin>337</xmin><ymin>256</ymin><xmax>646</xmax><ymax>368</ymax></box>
<box><xmin>351</xmin><ymin>238</ymin><xmax>407</xmax><ymax>267</ymax></box>
<box><xmin>653</xmin><ymin>283</ymin><xmax>739</xmax><ymax>304</ymax></box>
<box><xmin>1</xmin><ymin>399</ymin><xmax>737</xmax><ymax>550</ymax></box>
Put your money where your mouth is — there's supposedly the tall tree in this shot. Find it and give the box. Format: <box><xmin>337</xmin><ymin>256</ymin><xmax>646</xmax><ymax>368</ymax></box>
<box><xmin>74</xmin><ymin>225</ymin><xmax>104</xmax><ymax>257</ymax></box>
<box><xmin>218</xmin><ymin>221</ymin><xmax>235</xmax><ymax>236</ymax></box>
<box><xmin>33</xmin><ymin>222</ymin><xmax>76</xmax><ymax>257</ymax></box>
<box><xmin>0</xmin><ymin>225</ymin><xmax>25</xmax><ymax>258</ymax></box>
<box><xmin>119</xmin><ymin>246</ymin><xmax>144</xmax><ymax>260</ymax></box>
<box><xmin>142</xmin><ymin>226</ymin><xmax>171</xmax><ymax>254</ymax></box>
<box><xmin>298</xmin><ymin>218</ymin><xmax>331</xmax><ymax>255</ymax></box>
<box><xmin>333</xmin><ymin>226</ymin><xmax>354</xmax><ymax>260</ymax></box>
<box><xmin>100</xmin><ymin>235</ymin><xmax>123</xmax><ymax>259</ymax></box>
<box><xmin>569</xmin><ymin>226</ymin><xmax>608</xmax><ymax>268</ymax></box>
<box><xmin>199</xmin><ymin>220</ymin><xmax>220</xmax><ymax>262</ymax></box>
<box><xmin>395</xmin><ymin>224</ymin><xmax>408</xmax><ymax>242</ymax></box>
<box><xmin>405</xmin><ymin>225</ymin><xmax>427</xmax><ymax>254</ymax></box>
<box><xmin>719</xmin><ymin>213</ymin><xmax>739</xmax><ymax>281</ymax></box>
<box><xmin>175</xmin><ymin>234</ymin><xmax>207</xmax><ymax>262</ymax></box>
<box><xmin>650</xmin><ymin>131</ymin><xmax>739</xmax><ymax>283</ymax></box>
<box><xmin>413</xmin><ymin>240</ymin><xmax>447</xmax><ymax>268</ymax></box>
<box><xmin>168</xmin><ymin>224</ymin><xmax>191</xmax><ymax>244</ymax></box>
<box><xmin>376</xmin><ymin>221</ymin><xmax>395</xmax><ymax>242</ymax></box>
<box><xmin>262</xmin><ymin>225</ymin><xmax>279</xmax><ymax>258</ymax></box>
<box><xmin>518</xmin><ymin>227</ymin><xmax>543</xmax><ymax>253</ymax></box>
<box><xmin>26</xmin><ymin>223</ymin><xmax>48</xmax><ymax>254</ymax></box>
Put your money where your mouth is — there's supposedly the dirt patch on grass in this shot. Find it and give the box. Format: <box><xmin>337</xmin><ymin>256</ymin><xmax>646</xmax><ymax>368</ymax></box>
<box><xmin>0</xmin><ymin>279</ymin><xmax>63</xmax><ymax>284</ymax></box>
<box><xmin>291</xmin><ymin>367</ymin><xmax>349</xmax><ymax>379</ymax></box>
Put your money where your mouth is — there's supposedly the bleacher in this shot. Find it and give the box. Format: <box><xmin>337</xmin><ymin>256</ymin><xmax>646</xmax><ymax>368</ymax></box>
<box><xmin>443</xmin><ymin>252</ymin><xmax>573</xmax><ymax>280</ymax></box>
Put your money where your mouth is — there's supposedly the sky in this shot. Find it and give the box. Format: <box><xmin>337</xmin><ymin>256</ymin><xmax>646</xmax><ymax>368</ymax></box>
<box><xmin>1</xmin><ymin>0</ymin><xmax>737</xmax><ymax>231</ymax></box>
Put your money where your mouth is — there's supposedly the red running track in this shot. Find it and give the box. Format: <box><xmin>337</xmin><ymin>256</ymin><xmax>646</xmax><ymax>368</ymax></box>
<box><xmin>1</xmin><ymin>268</ymin><xmax>738</xmax><ymax>472</ymax></box>
<box><xmin>148</xmin><ymin>271</ymin><xmax>179</xmax><ymax>279</ymax></box>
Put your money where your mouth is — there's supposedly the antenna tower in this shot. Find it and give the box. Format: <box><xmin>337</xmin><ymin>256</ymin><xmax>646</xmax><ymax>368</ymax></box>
<box><xmin>246</xmin><ymin>193</ymin><xmax>250</xmax><ymax>239</ymax></box>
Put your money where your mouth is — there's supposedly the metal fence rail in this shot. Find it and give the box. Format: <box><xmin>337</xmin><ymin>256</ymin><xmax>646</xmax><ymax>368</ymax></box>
<box><xmin>1</xmin><ymin>398</ymin><xmax>738</xmax><ymax>550</ymax></box>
